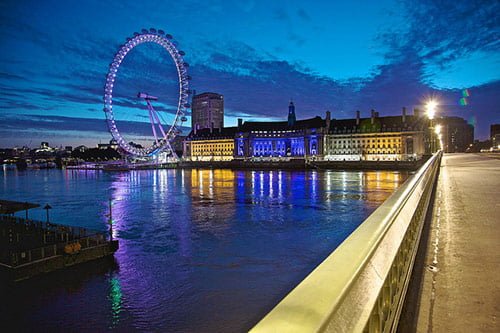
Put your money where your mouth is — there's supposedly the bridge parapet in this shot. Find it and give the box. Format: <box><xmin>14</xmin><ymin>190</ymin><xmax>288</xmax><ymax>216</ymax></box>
<box><xmin>251</xmin><ymin>152</ymin><xmax>442</xmax><ymax>333</ymax></box>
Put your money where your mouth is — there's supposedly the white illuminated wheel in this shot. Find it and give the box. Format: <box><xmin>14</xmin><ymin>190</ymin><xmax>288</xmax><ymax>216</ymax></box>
<box><xmin>103</xmin><ymin>28</ymin><xmax>190</xmax><ymax>157</ymax></box>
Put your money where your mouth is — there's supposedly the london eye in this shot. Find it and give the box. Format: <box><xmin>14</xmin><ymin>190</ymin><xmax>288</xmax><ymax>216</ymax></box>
<box><xmin>103</xmin><ymin>28</ymin><xmax>190</xmax><ymax>157</ymax></box>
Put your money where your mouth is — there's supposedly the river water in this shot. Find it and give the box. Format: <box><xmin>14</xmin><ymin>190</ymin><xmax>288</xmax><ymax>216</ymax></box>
<box><xmin>0</xmin><ymin>167</ymin><xmax>409</xmax><ymax>332</ymax></box>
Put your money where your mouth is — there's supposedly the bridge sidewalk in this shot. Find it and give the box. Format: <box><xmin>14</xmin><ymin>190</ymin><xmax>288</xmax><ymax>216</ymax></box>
<box><xmin>401</xmin><ymin>153</ymin><xmax>500</xmax><ymax>332</ymax></box>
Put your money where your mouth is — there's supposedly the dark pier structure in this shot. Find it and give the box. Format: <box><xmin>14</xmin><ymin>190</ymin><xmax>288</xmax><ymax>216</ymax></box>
<box><xmin>0</xmin><ymin>200</ymin><xmax>118</xmax><ymax>282</ymax></box>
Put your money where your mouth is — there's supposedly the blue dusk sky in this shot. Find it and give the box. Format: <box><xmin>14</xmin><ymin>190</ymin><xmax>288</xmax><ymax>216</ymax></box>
<box><xmin>0</xmin><ymin>0</ymin><xmax>499</xmax><ymax>147</ymax></box>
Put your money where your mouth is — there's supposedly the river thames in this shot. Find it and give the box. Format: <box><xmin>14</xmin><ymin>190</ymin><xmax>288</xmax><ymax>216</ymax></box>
<box><xmin>1</xmin><ymin>167</ymin><xmax>409</xmax><ymax>332</ymax></box>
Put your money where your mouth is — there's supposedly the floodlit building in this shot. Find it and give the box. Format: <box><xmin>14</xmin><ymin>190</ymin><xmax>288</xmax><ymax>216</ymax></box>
<box><xmin>183</xmin><ymin>127</ymin><xmax>237</xmax><ymax>161</ymax></box>
<box><xmin>183</xmin><ymin>101</ymin><xmax>327</xmax><ymax>161</ymax></box>
<box><xmin>324</xmin><ymin>108</ymin><xmax>426</xmax><ymax>161</ymax></box>
<box><xmin>234</xmin><ymin>102</ymin><xmax>327</xmax><ymax>160</ymax></box>
<box><xmin>191</xmin><ymin>92</ymin><xmax>224</xmax><ymax>132</ymax></box>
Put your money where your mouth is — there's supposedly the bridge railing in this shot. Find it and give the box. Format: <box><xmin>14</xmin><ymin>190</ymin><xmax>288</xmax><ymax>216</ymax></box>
<box><xmin>251</xmin><ymin>152</ymin><xmax>442</xmax><ymax>333</ymax></box>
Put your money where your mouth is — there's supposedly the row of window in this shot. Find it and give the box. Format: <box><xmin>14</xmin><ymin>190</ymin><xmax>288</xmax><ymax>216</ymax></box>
<box><xmin>327</xmin><ymin>149</ymin><xmax>402</xmax><ymax>154</ymax></box>
<box><xmin>331</xmin><ymin>127</ymin><xmax>415</xmax><ymax>134</ymax></box>
<box><xmin>333</xmin><ymin>144</ymin><xmax>401</xmax><ymax>149</ymax></box>
<box><xmin>192</xmin><ymin>152</ymin><xmax>233</xmax><ymax>156</ymax></box>
<box><xmin>191</xmin><ymin>141</ymin><xmax>234</xmax><ymax>156</ymax></box>
<box><xmin>331</xmin><ymin>138</ymin><xmax>401</xmax><ymax>143</ymax></box>
<box><xmin>192</xmin><ymin>148</ymin><xmax>233</xmax><ymax>152</ymax></box>
<box><xmin>191</xmin><ymin>143</ymin><xmax>233</xmax><ymax>149</ymax></box>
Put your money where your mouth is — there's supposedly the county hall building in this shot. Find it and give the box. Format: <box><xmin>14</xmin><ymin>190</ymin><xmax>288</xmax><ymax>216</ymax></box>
<box><xmin>183</xmin><ymin>95</ymin><xmax>428</xmax><ymax>162</ymax></box>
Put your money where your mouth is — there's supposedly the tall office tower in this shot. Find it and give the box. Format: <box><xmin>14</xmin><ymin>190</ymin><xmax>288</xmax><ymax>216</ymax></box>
<box><xmin>191</xmin><ymin>92</ymin><xmax>224</xmax><ymax>131</ymax></box>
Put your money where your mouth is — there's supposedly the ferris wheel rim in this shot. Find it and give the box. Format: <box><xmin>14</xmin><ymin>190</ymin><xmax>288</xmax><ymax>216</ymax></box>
<box><xmin>103</xmin><ymin>29</ymin><xmax>190</xmax><ymax>157</ymax></box>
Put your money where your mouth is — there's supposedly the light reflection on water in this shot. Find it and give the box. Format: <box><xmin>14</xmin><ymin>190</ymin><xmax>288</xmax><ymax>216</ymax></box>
<box><xmin>1</xmin><ymin>168</ymin><xmax>408</xmax><ymax>332</ymax></box>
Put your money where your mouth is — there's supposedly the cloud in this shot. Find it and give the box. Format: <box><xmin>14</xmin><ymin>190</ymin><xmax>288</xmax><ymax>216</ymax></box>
<box><xmin>378</xmin><ymin>0</ymin><xmax>500</xmax><ymax>87</ymax></box>
<box><xmin>272</xmin><ymin>8</ymin><xmax>289</xmax><ymax>21</ymax></box>
<box><xmin>0</xmin><ymin>72</ymin><xmax>26</xmax><ymax>81</ymax></box>
<box><xmin>297</xmin><ymin>8</ymin><xmax>311</xmax><ymax>21</ymax></box>
<box><xmin>0</xmin><ymin>113</ymin><xmax>190</xmax><ymax>137</ymax></box>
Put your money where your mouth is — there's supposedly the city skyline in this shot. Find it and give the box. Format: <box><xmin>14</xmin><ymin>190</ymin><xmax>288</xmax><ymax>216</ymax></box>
<box><xmin>1</xmin><ymin>0</ymin><xmax>499</xmax><ymax>147</ymax></box>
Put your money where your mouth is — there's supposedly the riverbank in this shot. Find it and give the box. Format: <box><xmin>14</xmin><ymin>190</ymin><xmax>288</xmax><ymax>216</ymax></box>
<box><xmin>61</xmin><ymin>157</ymin><xmax>427</xmax><ymax>172</ymax></box>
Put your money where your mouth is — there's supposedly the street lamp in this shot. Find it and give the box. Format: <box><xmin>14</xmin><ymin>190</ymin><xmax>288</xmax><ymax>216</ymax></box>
<box><xmin>107</xmin><ymin>198</ymin><xmax>113</xmax><ymax>240</ymax></box>
<box><xmin>425</xmin><ymin>100</ymin><xmax>438</xmax><ymax>153</ymax></box>
<box><xmin>435</xmin><ymin>124</ymin><xmax>443</xmax><ymax>151</ymax></box>
<box><xmin>43</xmin><ymin>204</ymin><xmax>52</xmax><ymax>224</ymax></box>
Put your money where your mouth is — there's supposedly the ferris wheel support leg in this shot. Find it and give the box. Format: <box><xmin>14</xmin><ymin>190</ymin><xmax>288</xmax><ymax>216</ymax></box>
<box><xmin>166</xmin><ymin>141</ymin><xmax>179</xmax><ymax>160</ymax></box>
<box><xmin>147</xmin><ymin>108</ymin><xmax>159</xmax><ymax>145</ymax></box>
<box><xmin>150</xmin><ymin>108</ymin><xmax>167</xmax><ymax>139</ymax></box>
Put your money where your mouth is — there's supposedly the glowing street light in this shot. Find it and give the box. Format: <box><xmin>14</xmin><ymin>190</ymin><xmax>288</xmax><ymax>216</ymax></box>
<box><xmin>426</xmin><ymin>100</ymin><xmax>437</xmax><ymax>120</ymax></box>
<box><xmin>425</xmin><ymin>99</ymin><xmax>438</xmax><ymax>153</ymax></box>
<box><xmin>43</xmin><ymin>203</ymin><xmax>52</xmax><ymax>224</ymax></box>
<box><xmin>434</xmin><ymin>124</ymin><xmax>442</xmax><ymax>135</ymax></box>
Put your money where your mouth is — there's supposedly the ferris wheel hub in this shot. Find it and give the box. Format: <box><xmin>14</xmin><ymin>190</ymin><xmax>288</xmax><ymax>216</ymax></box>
<box><xmin>137</xmin><ymin>92</ymin><xmax>158</xmax><ymax>101</ymax></box>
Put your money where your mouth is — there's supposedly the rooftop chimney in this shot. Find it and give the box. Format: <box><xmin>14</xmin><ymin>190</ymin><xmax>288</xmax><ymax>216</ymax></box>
<box><xmin>356</xmin><ymin>110</ymin><xmax>360</xmax><ymax>125</ymax></box>
<box><xmin>238</xmin><ymin>118</ymin><xmax>243</xmax><ymax>129</ymax></box>
<box><xmin>326</xmin><ymin>110</ymin><xmax>331</xmax><ymax>130</ymax></box>
<box><xmin>210</xmin><ymin>122</ymin><xmax>214</xmax><ymax>134</ymax></box>
<box><xmin>402</xmin><ymin>107</ymin><xmax>407</xmax><ymax>123</ymax></box>
<box><xmin>371</xmin><ymin>109</ymin><xmax>375</xmax><ymax>125</ymax></box>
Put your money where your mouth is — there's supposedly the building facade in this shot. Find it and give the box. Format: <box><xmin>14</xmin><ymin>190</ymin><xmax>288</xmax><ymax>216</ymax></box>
<box><xmin>183</xmin><ymin>127</ymin><xmax>237</xmax><ymax>161</ymax></box>
<box><xmin>233</xmin><ymin>102</ymin><xmax>326</xmax><ymax>160</ymax></box>
<box><xmin>191</xmin><ymin>92</ymin><xmax>224</xmax><ymax>132</ymax></box>
<box><xmin>235</xmin><ymin>115</ymin><xmax>326</xmax><ymax>160</ymax></box>
<box><xmin>183</xmin><ymin>101</ymin><xmax>327</xmax><ymax>161</ymax></box>
<box><xmin>324</xmin><ymin>109</ymin><xmax>426</xmax><ymax>161</ymax></box>
<box><xmin>436</xmin><ymin>116</ymin><xmax>474</xmax><ymax>153</ymax></box>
